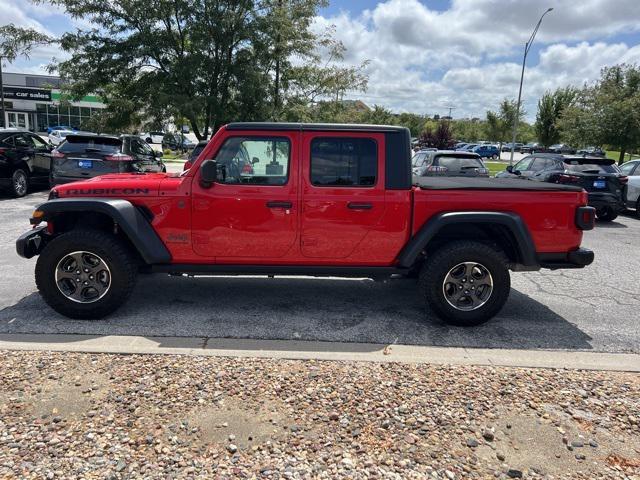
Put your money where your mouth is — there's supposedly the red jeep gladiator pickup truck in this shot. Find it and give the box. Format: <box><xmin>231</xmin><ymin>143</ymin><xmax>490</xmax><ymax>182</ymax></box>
<box><xmin>16</xmin><ymin>123</ymin><xmax>595</xmax><ymax>326</ymax></box>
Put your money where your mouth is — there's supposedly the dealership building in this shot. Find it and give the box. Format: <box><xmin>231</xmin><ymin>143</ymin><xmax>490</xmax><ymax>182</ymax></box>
<box><xmin>1</xmin><ymin>72</ymin><xmax>105</xmax><ymax>133</ymax></box>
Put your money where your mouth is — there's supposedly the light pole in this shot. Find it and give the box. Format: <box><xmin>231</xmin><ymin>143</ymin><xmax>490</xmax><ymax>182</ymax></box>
<box><xmin>509</xmin><ymin>7</ymin><xmax>553</xmax><ymax>165</ymax></box>
<box><xmin>0</xmin><ymin>56</ymin><xmax>5</xmax><ymax>128</ymax></box>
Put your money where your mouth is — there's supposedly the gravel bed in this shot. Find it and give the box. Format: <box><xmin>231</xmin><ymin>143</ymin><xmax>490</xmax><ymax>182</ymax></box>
<box><xmin>0</xmin><ymin>350</ymin><xmax>639</xmax><ymax>479</ymax></box>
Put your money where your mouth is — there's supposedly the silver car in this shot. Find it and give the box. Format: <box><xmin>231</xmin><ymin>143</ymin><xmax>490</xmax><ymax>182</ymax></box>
<box><xmin>620</xmin><ymin>160</ymin><xmax>640</xmax><ymax>217</ymax></box>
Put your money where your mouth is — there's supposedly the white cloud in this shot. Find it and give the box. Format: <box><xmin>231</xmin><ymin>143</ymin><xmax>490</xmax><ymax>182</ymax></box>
<box><xmin>315</xmin><ymin>0</ymin><xmax>640</xmax><ymax>119</ymax></box>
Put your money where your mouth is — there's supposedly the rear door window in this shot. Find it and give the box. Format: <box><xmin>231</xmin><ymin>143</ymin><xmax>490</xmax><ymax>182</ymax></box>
<box><xmin>310</xmin><ymin>137</ymin><xmax>377</xmax><ymax>187</ymax></box>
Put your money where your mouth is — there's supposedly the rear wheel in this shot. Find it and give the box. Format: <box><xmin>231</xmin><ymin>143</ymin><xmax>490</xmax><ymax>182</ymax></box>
<box><xmin>10</xmin><ymin>168</ymin><xmax>29</xmax><ymax>197</ymax></box>
<box><xmin>596</xmin><ymin>207</ymin><xmax>618</xmax><ymax>222</ymax></box>
<box><xmin>35</xmin><ymin>229</ymin><xmax>138</xmax><ymax>319</ymax></box>
<box><xmin>491</xmin><ymin>154</ymin><xmax>498</xmax><ymax>160</ymax></box>
<box><xmin>419</xmin><ymin>241</ymin><xmax>510</xmax><ymax>326</ymax></box>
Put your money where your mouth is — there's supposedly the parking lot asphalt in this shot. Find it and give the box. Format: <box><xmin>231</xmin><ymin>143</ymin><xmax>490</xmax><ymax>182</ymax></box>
<box><xmin>1</xmin><ymin>188</ymin><xmax>639</xmax><ymax>354</ymax></box>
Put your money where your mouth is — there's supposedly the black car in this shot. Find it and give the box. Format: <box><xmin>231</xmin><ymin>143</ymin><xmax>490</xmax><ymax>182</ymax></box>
<box><xmin>162</xmin><ymin>133</ymin><xmax>196</xmax><ymax>151</ymax></box>
<box><xmin>519</xmin><ymin>142</ymin><xmax>548</xmax><ymax>154</ymax></box>
<box><xmin>0</xmin><ymin>129</ymin><xmax>53</xmax><ymax>197</ymax></box>
<box><xmin>548</xmin><ymin>144</ymin><xmax>576</xmax><ymax>154</ymax></box>
<box><xmin>50</xmin><ymin>133</ymin><xmax>166</xmax><ymax>185</ymax></box>
<box><xmin>496</xmin><ymin>153</ymin><xmax>626</xmax><ymax>221</ymax></box>
<box><xmin>412</xmin><ymin>150</ymin><xmax>489</xmax><ymax>177</ymax></box>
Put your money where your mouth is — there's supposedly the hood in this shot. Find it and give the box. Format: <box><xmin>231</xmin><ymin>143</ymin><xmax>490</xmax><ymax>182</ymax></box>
<box><xmin>53</xmin><ymin>172</ymin><xmax>174</xmax><ymax>198</ymax></box>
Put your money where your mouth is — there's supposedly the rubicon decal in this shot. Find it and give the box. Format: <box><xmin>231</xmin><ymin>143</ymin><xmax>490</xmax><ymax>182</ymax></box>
<box><xmin>65</xmin><ymin>188</ymin><xmax>151</xmax><ymax>195</ymax></box>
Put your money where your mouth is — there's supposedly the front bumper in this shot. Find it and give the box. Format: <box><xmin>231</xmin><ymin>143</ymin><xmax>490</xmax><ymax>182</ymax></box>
<box><xmin>538</xmin><ymin>248</ymin><xmax>595</xmax><ymax>270</ymax></box>
<box><xmin>16</xmin><ymin>225</ymin><xmax>48</xmax><ymax>259</ymax></box>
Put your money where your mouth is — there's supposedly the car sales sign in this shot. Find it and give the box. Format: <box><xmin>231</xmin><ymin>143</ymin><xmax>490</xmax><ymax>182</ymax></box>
<box><xmin>3</xmin><ymin>87</ymin><xmax>52</xmax><ymax>101</ymax></box>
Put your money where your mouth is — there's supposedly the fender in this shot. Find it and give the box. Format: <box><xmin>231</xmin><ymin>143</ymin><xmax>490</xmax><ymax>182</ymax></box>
<box><xmin>35</xmin><ymin>198</ymin><xmax>171</xmax><ymax>264</ymax></box>
<box><xmin>396</xmin><ymin>211</ymin><xmax>538</xmax><ymax>269</ymax></box>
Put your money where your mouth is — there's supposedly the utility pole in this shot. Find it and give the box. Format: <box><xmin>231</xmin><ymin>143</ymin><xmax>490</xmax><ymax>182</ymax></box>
<box><xmin>445</xmin><ymin>106</ymin><xmax>455</xmax><ymax>119</ymax></box>
<box><xmin>509</xmin><ymin>7</ymin><xmax>553</xmax><ymax>165</ymax></box>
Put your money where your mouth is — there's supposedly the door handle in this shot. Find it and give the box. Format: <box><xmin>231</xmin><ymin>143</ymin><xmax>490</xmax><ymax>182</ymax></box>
<box><xmin>347</xmin><ymin>202</ymin><xmax>373</xmax><ymax>210</ymax></box>
<box><xmin>266</xmin><ymin>201</ymin><xmax>293</xmax><ymax>209</ymax></box>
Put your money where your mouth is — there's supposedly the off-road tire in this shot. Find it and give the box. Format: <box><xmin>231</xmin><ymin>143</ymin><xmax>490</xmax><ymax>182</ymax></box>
<box><xmin>35</xmin><ymin>229</ymin><xmax>138</xmax><ymax>319</ymax></box>
<box><xmin>10</xmin><ymin>168</ymin><xmax>29</xmax><ymax>197</ymax></box>
<box><xmin>596</xmin><ymin>207</ymin><xmax>618</xmax><ymax>222</ymax></box>
<box><xmin>419</xmin><ymin>241</ymin><xmax>510</xmax><ymax>327</ymax></box>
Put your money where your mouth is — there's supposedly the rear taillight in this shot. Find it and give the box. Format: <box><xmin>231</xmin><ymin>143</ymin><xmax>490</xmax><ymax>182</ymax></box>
<box><xmin>241</xmin><ymin>163</ymin><xmax>253</xmax><ymax>174</ymax></box>
<box><xmin>104</xmin><ymin>154</ymin><xmax>133</xmax><ymax>161</ymax></box>
<box><xmin>183</xmin><ymin>160</ymin><xmax>192</xmax><ymax>171</ymax></box>
<box><xmin>427</xmin><ymin>165</ymin><xmax>448</xmax><ymax>173</ymax></box>
<box><xmin>618</xmin><ymin>176</ymin><xmax>628</xmax><ymax>185</ymax></box>
<box><xmin>575</xmin><ymin>206</ymin><xmax>596</xmax><ymax>231</ymax></box>
<box><xmin>557</xmin><ymin>174</ymin><xmax>580</xmax><ymax>183</ymax></box>
<box><xmin>51</xmin><ymin>150</ymin><xmax>65</xmax><ymax>159</ymax></box>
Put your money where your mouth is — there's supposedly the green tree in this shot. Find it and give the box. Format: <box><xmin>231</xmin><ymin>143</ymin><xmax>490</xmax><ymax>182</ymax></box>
<box><xmin>535</xmin><ymin>87</ymin><xmax>576</xmax><ymax>147</ymax></box>
<box><xmin>559</xmin><ymin>64</ymin><xmax>640</xmax><ymax>164</ymax></box>
<box><xmin>39</xmin><ymin>0</ymin><xmax>367</xmax><ymax>139</ymax></box>
<box><xmin>485</xmin><ymin>99</ymin><xmax>525</xmax><ymax>151</ymax></box>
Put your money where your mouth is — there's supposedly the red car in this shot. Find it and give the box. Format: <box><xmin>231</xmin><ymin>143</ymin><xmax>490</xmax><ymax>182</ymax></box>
<box><xmin>17</xmin><ymin>122</ymin><xmax>594</xmax><ymax>326</ymax></box>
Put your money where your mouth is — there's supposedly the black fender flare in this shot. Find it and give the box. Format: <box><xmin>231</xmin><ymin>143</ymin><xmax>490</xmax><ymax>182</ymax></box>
<box><xmin>36</xmin><ymin>198</ymin><xmax>171</xmax><ymax>264</ymax></box>
<box><xmin>396</xmin><ymin>211</ymin><xmax>538</xmax><ymax>269</ymax></box>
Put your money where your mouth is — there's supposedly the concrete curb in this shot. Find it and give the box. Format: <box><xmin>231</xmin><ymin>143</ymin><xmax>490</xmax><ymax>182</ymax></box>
<box><xmin>1</xmin><ymin>334</ymin><xmax>639</xmax><ymax>372</ymax></box>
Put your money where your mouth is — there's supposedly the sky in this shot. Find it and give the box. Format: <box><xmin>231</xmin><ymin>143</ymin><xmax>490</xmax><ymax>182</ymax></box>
<box><xmin>4</xmin><ymin>0</ymin><xmax>640</xmax><ymax>121</ymax></box>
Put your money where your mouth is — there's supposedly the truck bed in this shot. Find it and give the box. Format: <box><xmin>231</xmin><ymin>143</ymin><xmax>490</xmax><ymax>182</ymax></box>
<box><xmin>412</xmin><ymin>176</ymin><xmax>583</xmax><ymax>192</ymax></box>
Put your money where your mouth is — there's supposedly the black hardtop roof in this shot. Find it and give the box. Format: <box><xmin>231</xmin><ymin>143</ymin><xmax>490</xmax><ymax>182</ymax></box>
<box><xmin>225</xmin><ymin>122</ymin><xmax>409</xmax><ymax>133</ymax></box>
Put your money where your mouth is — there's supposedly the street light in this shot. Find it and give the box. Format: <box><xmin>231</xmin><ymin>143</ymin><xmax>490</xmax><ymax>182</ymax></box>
<box><xmin>509</xmin><ymin>7</ymin><xmax>553</xmax><ymax>165</ymax></box>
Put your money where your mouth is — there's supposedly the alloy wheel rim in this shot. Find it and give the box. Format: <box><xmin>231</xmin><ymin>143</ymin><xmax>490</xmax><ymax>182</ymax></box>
<box><xmin>55</xmin><ymin>251</ymin><xmax>111</xmax><ymax>303</ymax></box>
<box><xmin>442</xmin><ymin>262</ymin><xmax>493</xmax><ymax>311</ymax></box>
<box><xmin>14</xmin><ymin>172</ymin><xmax>27</xmax><ymax>196</ymax></box>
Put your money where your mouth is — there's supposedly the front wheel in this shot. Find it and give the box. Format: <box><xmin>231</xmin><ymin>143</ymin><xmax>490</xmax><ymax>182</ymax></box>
<box><xmin>10</xmin><ymin>168</ymin><xmax>29</xmax><ymax>197</ymax></box>
<box><xmin>419</xmin><ymin>241</ymin><xmax>510</xmax><ymax>326</ymax></box>
<box><xmin>35</xmin><ymin>229</ymin><xmax>138</xmax><ymax>319</ymax></box>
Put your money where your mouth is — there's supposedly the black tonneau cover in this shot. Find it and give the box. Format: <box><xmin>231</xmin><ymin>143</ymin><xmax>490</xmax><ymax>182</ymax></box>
<box><xmin>413</xmin><ymin>176</ymin><xmax>583</xmax><ymax>192</ymax></box>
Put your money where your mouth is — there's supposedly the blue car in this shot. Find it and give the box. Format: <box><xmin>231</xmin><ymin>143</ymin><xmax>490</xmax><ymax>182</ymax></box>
<box><xmin>471</xmin><ymin>145</ymin><xmax>500</xmax><ymax>159</ymax></box>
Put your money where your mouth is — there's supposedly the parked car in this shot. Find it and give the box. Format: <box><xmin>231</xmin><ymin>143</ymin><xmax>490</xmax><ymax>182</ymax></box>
<box><xmin>471</xmin><ymin>144</ymin><xmax>500</xmax><ymax>159</ymax></box>
<box><xmin>184</xmin><ymin>140</ymin><xmax>208</xmax><ymax>170</ymax></box>
<box><xmin>20</xmin><ymin>122</ymin><xmax>595</xmax><ymax>326</ymax></box>
<box><xmin>140</xmin><ymin>131</ymin><xmax>165</xmax><ymax>144</ymax></box>
<box><xmin>501</xmin><ymin>142</ymin><xmax>523</xmax><ymax>152</ymax></box>
<box><xmin>520</xmin><ymin>143</ymin><xmax>542</xmax><ymax>154</ymax></box>
<box><xmin>548</xmin><ymin>144</ymin><xmax>576</xmax><ymax>154</ymax></box>
<box><xmin>48</xmin><ymin>129</ymin><xmax>75</xmax><ymax>146</ymax></box>
<box><xmin>0</xmin><ymin>130</ymin><xmax>52</xmax><ymax>197</ymax></box>
<box><xmin>162</xmin><ymin>133</ymin><xmax>196</xmax><ymax>151</ymax></box>
<box><xmin>619</xmin><ymin>160</ymin><xmax>640</xmax><ymax>218</ymax></box>
<box><xmin>456</xmin><ymin>143</ymin><xmax>478</xmax><ymax>152</ymax></box>
<box><xmin>50</xmin><ymin>133</ymin><xmax>166</xmax><ymax>185</ymax></box>
<box><xmin>413</xmin><ymin>150</ymin><xmax>489</xmax><ymax>177</ymax></box>
<box><xmin>454</xmin><ymin>142</ymin><xmax>468</xmax><ymax>149</ymax></box>
<box><xmin>46</xmin><ymin>125</ymin><xmax>73</xmax><ymax>135</ymax></box>
<box><xmin>576</xmin><ymin>146</ymin><xmax>606</xmax><ymax>157</ymax></box>
<box><xmin>496</xmin><ymin>153</ymin><xmax>626</xmax><ymax>221</ymax></box>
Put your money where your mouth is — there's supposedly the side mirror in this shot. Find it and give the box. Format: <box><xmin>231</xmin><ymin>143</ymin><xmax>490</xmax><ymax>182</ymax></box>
<box><xmin>154</xmin><ymin>150</ymin><xmax>163</xmax><ymax>158</ymax></box>
<box><xmin>200</xmin><ymin>160</ymin><xmax>218</xmax><ymax>188</ymax></box>
<box><xmin>506</xmin><ymin>165</ymin><xmax>513</xmax><ymax>173</ymax></box>
<box><xmin>252</xmin><ymin>156</ymin><xmax>260</xmax><ymax>164</ymax></box>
